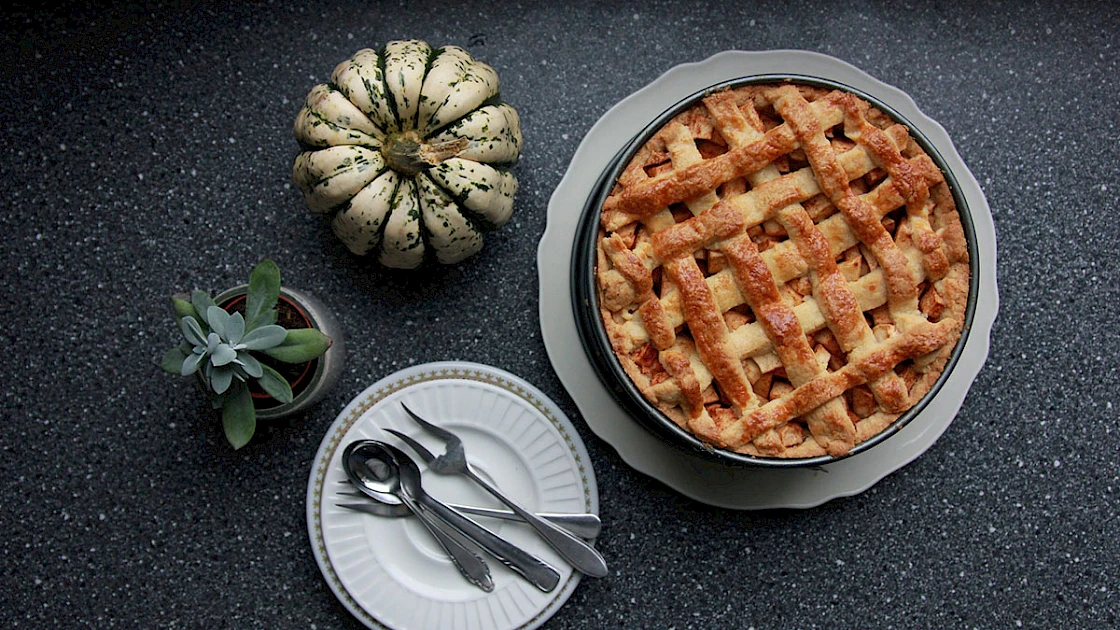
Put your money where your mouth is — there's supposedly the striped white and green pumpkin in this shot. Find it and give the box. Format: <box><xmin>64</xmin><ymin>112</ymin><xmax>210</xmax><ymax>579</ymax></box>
<box><xmin>292</xmin><ymin>40</ymin><xmax>521</xmax><ymax>269</ymax></box>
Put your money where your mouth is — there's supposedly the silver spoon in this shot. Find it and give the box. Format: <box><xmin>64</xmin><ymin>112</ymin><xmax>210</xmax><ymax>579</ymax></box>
<box><xmin>342</xmin><ymin>440</ymin><xmax>494</xmax><ymax>592</ymax></box>
<box><xmin>348</xmin><ymin>440</ymin><xmax>561</xmax><ymax>593</ymax></box>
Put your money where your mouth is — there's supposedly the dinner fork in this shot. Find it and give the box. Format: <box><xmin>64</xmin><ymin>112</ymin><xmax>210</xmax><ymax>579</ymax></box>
<box><xmin>389</xmin><ymin>403</ymin><xmax>609</xmax><ymax>578</ymax></box>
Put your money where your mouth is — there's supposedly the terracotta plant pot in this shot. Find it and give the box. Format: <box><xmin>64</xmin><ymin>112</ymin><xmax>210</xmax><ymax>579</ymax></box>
<box><xmin>214</xmin><ymin>284</ymin><xmax>346</xmax><ymax>420</ymax></box>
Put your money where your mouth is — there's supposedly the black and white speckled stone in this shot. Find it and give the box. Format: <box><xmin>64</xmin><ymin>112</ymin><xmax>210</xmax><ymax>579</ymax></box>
<box><xmin>2</xmin><ymin>1</ymin><xmax>1118</xmax><ymax>628</ymax></box>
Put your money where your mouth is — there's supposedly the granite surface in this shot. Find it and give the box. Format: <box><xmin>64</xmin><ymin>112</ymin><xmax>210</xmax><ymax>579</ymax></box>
<box><xmin>2</xmin><ymin>1</ymin><xmax>1118</xmax><ymax>628</ymax></box>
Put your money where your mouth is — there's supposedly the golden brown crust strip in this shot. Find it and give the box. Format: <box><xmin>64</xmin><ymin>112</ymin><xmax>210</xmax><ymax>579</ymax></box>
<box><xmin>842</xmin><ymin>99</ymin><xmax>929</xmax><ymax>202</ymax></box>
<box><xmin>650</xmin><ymin>199</ymin><xmax>745</xmax><ymax>262</ymax></box>
<box><xmin>660</xmin><ymin>347</ymin><xmax>704</xmax><ymax>418</ymax></box>
<box><xmin>898</xmin><ymin>197</ymin><xmax>952</xmax><ymax>283</ymax></box>
<box><xmin>602</xmin><ymin>233</ymin><xmax>653</xmax><ymax>298</ymax></box>
<box><xmin>701</xmin><ymin>89</ymin><xmax>761</xmax><ymax>146</ymax></box>
<box><xmin>663</xmin><ymin>255</ymin><xmax>756</xmax><ymax>413</ymax></box>
<box><xmin>721</xmin><ymin>236</ymin><xmax>814</xmax><ymax>381</ymax></box>
<box><xmin>638</xmin><ymin>296</ymin><xmax>675</xmax><ymax>350</ymax></box>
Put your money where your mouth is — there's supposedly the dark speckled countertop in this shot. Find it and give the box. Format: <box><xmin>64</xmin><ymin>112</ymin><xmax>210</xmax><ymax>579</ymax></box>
<box><xmin>2</xmin><ymin>1</ymin><xmax>1118</xmax><ymax>628</ymax></box>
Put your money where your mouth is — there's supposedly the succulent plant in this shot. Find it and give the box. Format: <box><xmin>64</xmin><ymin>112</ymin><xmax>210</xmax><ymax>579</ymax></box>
<box><xmin>161</xmin><ymin>259</ymin><xmax>332</xmax><ymax>449</ymax></box>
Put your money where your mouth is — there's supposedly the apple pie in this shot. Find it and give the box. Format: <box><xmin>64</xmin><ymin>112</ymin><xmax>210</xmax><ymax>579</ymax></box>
<box><xmin>595</xmin><ymin>81</ymin><xmax>971</xmax><ymax>459</ymax></box>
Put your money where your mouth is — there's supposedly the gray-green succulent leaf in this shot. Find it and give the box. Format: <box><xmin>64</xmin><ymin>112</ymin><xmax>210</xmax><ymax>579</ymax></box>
<box><xmin>225</xmin><ymin>311</ymin><xmax>246</xmax><ymax>344</ymax></box>
<box><xmin>239</xmin><ymin>324</ymin><xmax>288</xmax><ymax>350</ymax></box>
<box><xmin>181</xmin><ymin>350</ymin><xmax>205</xmax><ymax>376</ymax></box>
<box><xmin>206</xmin><ymin>306</ymin><xmax>230</xmax><ymax>338</ymax></box>
<box><xmin>256</xmin><ymin>363</ymin><xmax>294</xmax><ymax>403</ymax></box>
<box><xmin>236</xmin><ymin>352</ymin><xmax>264</xmax><ymax>378</ymax></box>
<box><xmin>210</xmin><ymin>364</ymin><xmax>234</xmax><ymax>394</ymax></box>
<box><xmin>190</xmin><ymin>290</ymin><xmax>217</xmax><ymax>325</ymax></box>
<box><xmin>161</xmin><ymin>345</ymin><xmax>188</xmax><ymax>374</ymax></box>
<box><xmin>222</xmin><ymin>384</ymin><xmax>256</xmax><ymax>450</ymax></box>
<box><xmin>260</xmin><ymin>328</ymin><xmax>332</xmax><ymax>363</ymax></box>
<box><xmin>211</xmin><ymin>342</ymin><xmax>238</xmax><ymax>367</ymax></box>
<box><xmin>171</xmin><ymin>296</ymin><xmax>198</xmax><ymax>322</ymax></box>
<box><xmin>181</xmin><ymin>316</ymin><xmax>207</xmax><ymax>347</ymax></box>
<box><xmin>245</xmin><ymin>259</ymin><xmax>281</xmax><ymax>329</ymax></box>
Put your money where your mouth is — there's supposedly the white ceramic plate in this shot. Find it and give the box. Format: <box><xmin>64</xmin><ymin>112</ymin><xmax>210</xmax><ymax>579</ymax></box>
<box><xmin>307</xmin><ymin>361</ymin><xmax>599</xmax><ymax>630</ymax></box>
<box><xmin>538</xmin><ymin>49</ymin><xmax>999</xmax><ymax>509</ymax></box>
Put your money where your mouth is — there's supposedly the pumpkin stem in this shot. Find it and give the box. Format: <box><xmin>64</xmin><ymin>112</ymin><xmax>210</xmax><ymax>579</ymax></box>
<box><xmin>382</xmin><ymin>131</ymin><xmax>468</xmax><ymax>175</ymax></box>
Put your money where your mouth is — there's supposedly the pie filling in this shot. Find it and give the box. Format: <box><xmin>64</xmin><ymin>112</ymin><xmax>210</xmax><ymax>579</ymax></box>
<box><xmin>595</xmin><ymin>82</ymin><xmax>970</xmax><ymax>459</ymax></box>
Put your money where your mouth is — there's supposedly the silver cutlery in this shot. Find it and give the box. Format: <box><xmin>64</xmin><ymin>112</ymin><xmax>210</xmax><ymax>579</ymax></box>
<box><xmin>334</xmin><ymin>490</ymin><xmax>602</xmax><ymax>539</ymax></box>
<box><xmin>342</xmin><ymin>440</ymin><xmax>494</xmax><ymax>592</ymax></box>
<box><xmin>345</xmin><ymin>439</ymin><xmax>561</xmax><ymax>593</ymax></box>
<box><xmin>392</xmin><ymin>404</ymin><xmax>609</xmax><ymax>578</ymax></box>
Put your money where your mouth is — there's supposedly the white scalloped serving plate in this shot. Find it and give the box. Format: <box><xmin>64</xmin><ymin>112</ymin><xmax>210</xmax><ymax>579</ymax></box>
<box><xmin>307</xmin><ymin>361</ymin><xmax>598</xmax><ymax>629</ymax></box>
<box><xmin>538</xmin><ymin>50</ymin><xmax>998</xmax><ymax>509</ymax></box>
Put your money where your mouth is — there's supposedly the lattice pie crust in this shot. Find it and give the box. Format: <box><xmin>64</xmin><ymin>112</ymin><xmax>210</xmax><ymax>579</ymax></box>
<box><xmin>595</xmin><ymin>82</ymin><xmax>970</xmax><ymax>458</ymax></box>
